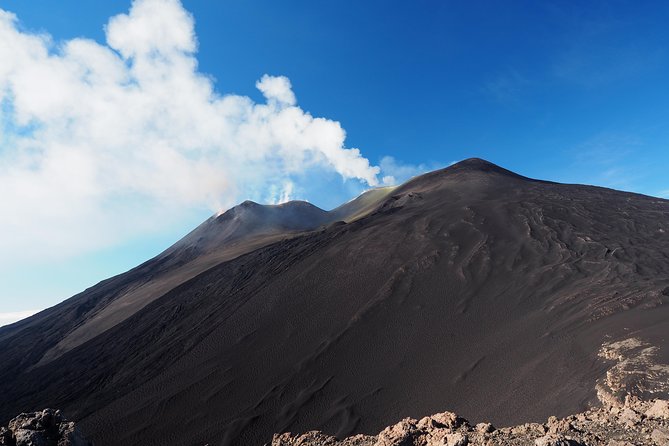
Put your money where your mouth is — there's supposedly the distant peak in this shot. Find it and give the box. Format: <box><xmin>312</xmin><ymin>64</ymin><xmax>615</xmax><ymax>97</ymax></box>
<box><xmin>444</xmin><ymin>158</ymin><xmax>528</xmax><ymax>179</ymax></box>
<box><xmin>276</xmin><ymin>200</ymin><xmax>315</xmax><ymax>208</ymax></box>
<box><xmin>213</xmin><ymin>200</ymin><xmax>262</xmax><ymax>221</ymax></box>
<box><xmin>450</xmin><ymin>158</ymin><xmax>502</xmax><ymax>171</ymax></box>
<box><xmin>238</xmin><ymin>199</ymin><xmax>321</xmax><ymax>209</ymax></box>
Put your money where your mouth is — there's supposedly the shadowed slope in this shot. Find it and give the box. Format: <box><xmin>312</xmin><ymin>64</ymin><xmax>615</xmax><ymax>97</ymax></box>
<box><xmin>1</xmin><ymin>159</ymin><xmax>669</xmax><ymax>446</ymax></box>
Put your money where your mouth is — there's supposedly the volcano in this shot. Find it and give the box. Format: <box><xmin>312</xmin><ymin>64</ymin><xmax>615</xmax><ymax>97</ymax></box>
<box><xmin>2</xmin><ymin>158</ymin><xmax>669</xmax><ymax>446</ymax></box>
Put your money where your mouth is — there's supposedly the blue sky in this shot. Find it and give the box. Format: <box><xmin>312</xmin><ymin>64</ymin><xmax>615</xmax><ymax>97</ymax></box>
<box><xmin>1</xmin><ymin>0</ymin><xmax>668</xmax><ymax>323</ymax></box>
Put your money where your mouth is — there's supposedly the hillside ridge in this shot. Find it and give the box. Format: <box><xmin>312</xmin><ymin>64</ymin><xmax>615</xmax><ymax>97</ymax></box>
<box><xmin>1</xmin><ymin>159</ymin><xmax>668</xmax><ymax>446</ymax></box>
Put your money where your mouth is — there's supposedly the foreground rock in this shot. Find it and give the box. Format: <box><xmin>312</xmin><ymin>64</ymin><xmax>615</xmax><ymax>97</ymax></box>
<box><xmin>272</xmin><ymin>397</ymin><xmax>669</xmax><ymax>446</ymax></box>
<box><xmin>0</xmin><ymin>409</ymin><xmax>91</xmax><ymax>446</ymax></box>
<box><xmin>274</xmin><ymin>336</ymin><xmax>669</xmax><ymax>446</ymax></box>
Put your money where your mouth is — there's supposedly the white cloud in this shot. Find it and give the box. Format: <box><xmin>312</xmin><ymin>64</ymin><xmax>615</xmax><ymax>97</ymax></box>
<box><xmin>256</xmin><ymin>75</ymin><xmax>296</xmax><ymax>107</ymax></box>
<box><xmin>0</xmin><ymin>0</ymin><xmax>381</xmax><ymax>265</ymax></box>
<box><xmin>0</xmin><ymin>310</ymin><xmax>38</xmax><ymax>327</ymax></box>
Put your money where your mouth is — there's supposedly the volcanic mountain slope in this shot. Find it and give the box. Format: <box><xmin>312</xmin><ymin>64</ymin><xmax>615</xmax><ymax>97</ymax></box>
<box><xmin>2</xmin><ymin>159</ymin><xmax>669</xmax><ymax>446</ymax></box>
<box><xmin>6</xmin><ymin>190</ymin><xmax>394</xmax><ymax>367</ymax></box>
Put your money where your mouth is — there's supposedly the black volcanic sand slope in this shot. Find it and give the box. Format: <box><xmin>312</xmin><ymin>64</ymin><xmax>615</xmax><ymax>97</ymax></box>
<box><xmin>2</xmin><ymin>159</ymin><xmax>669</xmax><ymax>446</ymax></box>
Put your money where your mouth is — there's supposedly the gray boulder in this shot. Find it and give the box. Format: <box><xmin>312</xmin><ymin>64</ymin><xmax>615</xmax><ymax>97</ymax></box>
<box><xmin>0</xmin><ymin>409</ymin><xmax>91</xmax><ymax>446</ymax></box>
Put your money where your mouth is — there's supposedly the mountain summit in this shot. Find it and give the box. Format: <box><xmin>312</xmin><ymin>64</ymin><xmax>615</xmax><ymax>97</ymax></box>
<box><xmin>446</xmin><ymin>157</ymin><xmax>521</xmax><ymax>173</ymax></box>
<box><xmin>1</xmin><ymin>160</ymin><xmax>669</xmax><ymax>446</ymax></box>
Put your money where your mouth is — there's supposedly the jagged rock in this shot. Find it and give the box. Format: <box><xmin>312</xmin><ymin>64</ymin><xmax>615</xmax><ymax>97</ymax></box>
<box><xmin>546</xmin><ymin>416</ymin><xmax>574</xmax><ymax>435</ymax></box>
<box><xmin>1</xmin><ymin>427</ymin><xmax>12</xmax><ymax>446</ymax></box>
<box><xmin>417</xmin><ymin>416</ymin><xmax>447</xmax><ymax>432</ymax></box>
<box><xmin>445</xmin><ymin>432</ymin><xmax>467</xmax><ymax>446</ymax></box>
<box><xmin>645</xmin><ymin>400</ymin><xmax>669</xmax><ymax>420</ymax></box>
<box><xmin>430</xmin><ymin>412</ymin><xmax>466</xmax><ymax>430</ymax></box>
<box><xmin>0</xmin><ymin>410</ymin><xmax>91</xmax><ymax>446</ymax></box>
<box><xmin>271</xmin><ymin>389</ymin><xmax>669</xmax><ymax>446</ymax></box>
<box><xmin>273</xmin><ymin>432</ymin><xmax>339</xmax><ymax>445</ymax></box>
<box><xmin>375</xmin><ymin>418</ymin><xmax>419</xmax><ymax>446</ymax></box>
<box><xmin>273</xmin><ymin>432</ymin><xmax>375</xmax><ymax>446</ymax></box>
<box><xmin>617</xmin><ymin>407</ymin><xmax>641</xmax><ymax>427</ymax></box>
<box><xmin>14</xmin><ymin>429</ymin><xmax>49</xmax><ymax>446</ymax></box>
<box><xmin>58</xmin><ymin>422</ymin><xmax>91</xmax><ymax>446</ymax></box>
<box><xmin>475</xmin><ymin>423</ymin><xmax>494</xmax><ymax>434</ymax></box>
<box><xmin>512</xmin><ymin>423</ymin><xmax>546</xmax><ymax>436</ymax></box>
<box><xmin>652</xmin><ymin>428</ymin><xmax>669</xmax><ymax>446</ymax></box>
<box><xmin>534</xmin><ymin>434</ymin><xmax>582</xmax><ymax>446</ymax></box>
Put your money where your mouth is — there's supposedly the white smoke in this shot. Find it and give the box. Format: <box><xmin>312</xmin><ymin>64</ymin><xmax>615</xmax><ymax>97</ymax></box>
<box><xmin>0</xmin><ymin>0</ymin><xmax>380</xmax><ymax>264</ymax></box>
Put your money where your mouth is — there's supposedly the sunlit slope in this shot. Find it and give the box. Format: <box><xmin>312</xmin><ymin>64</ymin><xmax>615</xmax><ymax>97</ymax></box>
<box><xmin>1</xmin><ymin>159</ymin><xmax>668</xmax><ymax>446</ymax></box>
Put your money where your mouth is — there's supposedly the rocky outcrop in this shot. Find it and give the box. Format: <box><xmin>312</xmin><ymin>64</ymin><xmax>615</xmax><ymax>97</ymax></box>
<box><xmin>273</xmin><ymin>337</ymin><xmax>669</xmax><ymax>446</ymax></box>
<box><xmin>0</xmin><ymin>409</ymin><xmax>91</xmax><ymax>446</ymax></box>
<box><xmin>272</xmin><ymin>397</ymin><xmax>669</xmax><ymax>446</ymax></box>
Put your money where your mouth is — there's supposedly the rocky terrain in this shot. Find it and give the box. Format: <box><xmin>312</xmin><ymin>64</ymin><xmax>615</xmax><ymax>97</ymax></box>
<box><xmin>2</xmin><ymin>159</ymin><xmax>669</xmax><ymax>445</ymax></box>
<box><xmin>272</xmin><ymin>398</ymin><xmax>669</xmax><ymax>446</ymax></box>
<box><xmin>0</xmin><ymin>409</ymin><xmax>91</xmax><ymax>446</ymax></box>
<box><xmin>274</xmin><ymin>336</ymin><xmax>669</xmax><ymax>446</ymax></box>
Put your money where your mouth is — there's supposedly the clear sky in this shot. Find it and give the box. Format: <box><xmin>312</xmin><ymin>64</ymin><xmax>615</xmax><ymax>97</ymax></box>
<box><xmin>1</xmin><ymin>0</ymin><xmax>668</xmax><ymax>325</ymax></box>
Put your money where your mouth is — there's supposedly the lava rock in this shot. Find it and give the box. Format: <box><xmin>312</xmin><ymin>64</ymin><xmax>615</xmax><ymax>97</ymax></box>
<box><xmin>645</xmin><ymin>400</ymin><xmax>669</xmax><ymax>420</ymax></box>
<box><xmin>0</xmin><ymin>410</ymin><xmax>91</xmax><ymax>446</ymax></box>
